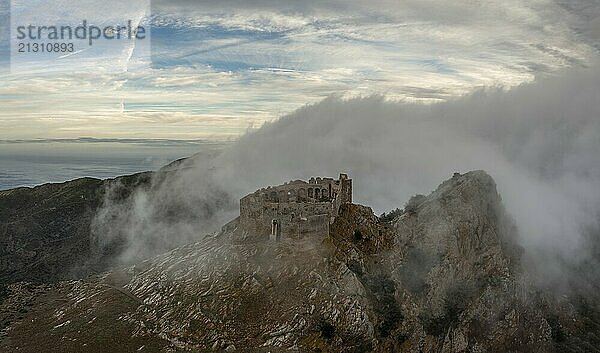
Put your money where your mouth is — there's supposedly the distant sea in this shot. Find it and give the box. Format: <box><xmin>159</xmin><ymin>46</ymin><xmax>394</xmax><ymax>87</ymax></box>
<box><xmin>0</xmin><ymin>139</ymin><xmax>230</xmax><ymax>191</ymax></box>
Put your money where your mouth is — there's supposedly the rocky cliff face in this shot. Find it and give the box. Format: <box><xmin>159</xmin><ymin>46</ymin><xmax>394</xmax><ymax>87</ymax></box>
<box><xmin>0</xmin><ymin>171</ymin><xmax>599</xmax><ymax>352</ymax></box>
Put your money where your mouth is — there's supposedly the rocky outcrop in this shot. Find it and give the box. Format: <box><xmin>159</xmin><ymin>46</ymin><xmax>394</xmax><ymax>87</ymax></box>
<box><xmin>382</xmin><ymin>171</ymin><xmax>547</xmax><ymax>352</ymax></box>
<box><xmin>1</xmin><ymin>171</ymin><xmax>599</xmax><ymax>352</ymax></box>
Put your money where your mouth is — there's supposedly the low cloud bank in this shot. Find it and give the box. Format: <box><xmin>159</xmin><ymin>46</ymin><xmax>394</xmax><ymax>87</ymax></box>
<box><xmin>93</xmin><ymin>63</ymin><xmax>600</xmax><ymax>283</ymax></box>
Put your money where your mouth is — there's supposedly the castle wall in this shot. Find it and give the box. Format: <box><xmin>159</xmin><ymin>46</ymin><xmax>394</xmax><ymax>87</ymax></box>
<box><xmin>240</xmin><ymin>199</ymin><xmax>333</xmax><ymax>239</ymax></box>
<box><xmin>239</xmin><ymin>173</ymin><xmax>352</xmax><ymax>240</ymax></box>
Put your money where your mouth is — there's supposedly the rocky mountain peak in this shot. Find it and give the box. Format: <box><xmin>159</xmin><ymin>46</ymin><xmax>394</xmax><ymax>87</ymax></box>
<box><xmin>0</xmin><ymin>171</ymin><xmax>597</xmax><ymax>352</ymax></box>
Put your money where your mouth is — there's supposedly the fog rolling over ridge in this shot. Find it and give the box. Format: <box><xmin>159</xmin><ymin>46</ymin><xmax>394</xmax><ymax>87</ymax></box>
<box><xmin>93</xmin><ymin>63</ymin><xmax>600</xmax><ymax>282</ymax></box>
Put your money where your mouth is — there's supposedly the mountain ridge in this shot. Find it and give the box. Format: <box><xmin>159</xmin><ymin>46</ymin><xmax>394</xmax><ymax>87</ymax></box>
<box><xmin>3</xmin><ymin>170</ymin><xmax>596</xmax><ymax>352</ymax></box>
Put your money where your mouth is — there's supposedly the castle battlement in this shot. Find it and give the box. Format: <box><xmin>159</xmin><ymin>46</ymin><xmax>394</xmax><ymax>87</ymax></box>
<box><xmin>239</xmin><ymin>173</ymin><xmax>352</xmax><ymax>240</ymax></box>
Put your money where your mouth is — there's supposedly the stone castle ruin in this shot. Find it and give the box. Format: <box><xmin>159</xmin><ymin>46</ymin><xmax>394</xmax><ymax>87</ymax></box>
<box><xmin>239</xmin><ymin>173</ymin><xmax>352</xmax><ymax>240</ymax></box>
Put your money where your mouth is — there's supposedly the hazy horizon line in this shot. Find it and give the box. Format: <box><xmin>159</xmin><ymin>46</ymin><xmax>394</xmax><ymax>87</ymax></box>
<box><xmin>0</xmin><ymin>137</ymin><xmax>237</xmax><ymax>146</ymax></box>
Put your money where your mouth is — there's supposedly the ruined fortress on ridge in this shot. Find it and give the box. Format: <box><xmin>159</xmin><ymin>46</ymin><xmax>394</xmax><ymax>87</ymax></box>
<box><xmin>238</xmin><ymin>173</ymin><xmax>352</xmax><ymax>240</ymax></box>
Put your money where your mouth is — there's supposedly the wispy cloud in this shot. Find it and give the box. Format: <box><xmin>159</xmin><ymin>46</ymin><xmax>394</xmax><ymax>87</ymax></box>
<box><xmin>0</xmin><ymin>0</ymin><xmax>597</xmax><ymax>139</ymax></box>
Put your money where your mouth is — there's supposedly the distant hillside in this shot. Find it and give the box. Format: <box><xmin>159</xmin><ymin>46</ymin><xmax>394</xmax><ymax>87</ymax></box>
<box><xmin>0</xmin><ymin>150</ymin><xmax>228</xmax><ymax>288</ymax></box>
<box><xmin>0</xmin><ymin>172</ymin><xmax>154</xmax><ymax>286</ymax></box>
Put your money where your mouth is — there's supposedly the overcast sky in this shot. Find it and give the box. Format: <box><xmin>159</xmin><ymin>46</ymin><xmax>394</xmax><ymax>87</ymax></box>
<box><xmin>0</xmin><ymin>0</ymin><xmax>598</xmax><ymax>140</ymax></box>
